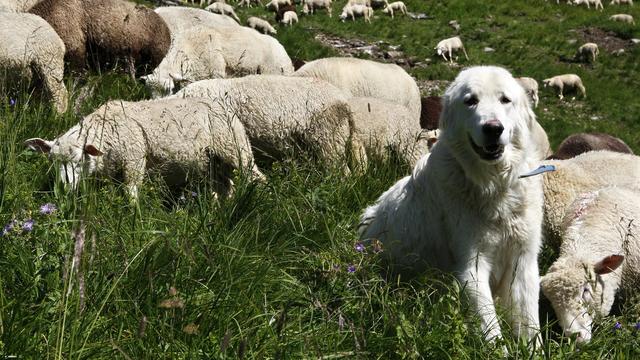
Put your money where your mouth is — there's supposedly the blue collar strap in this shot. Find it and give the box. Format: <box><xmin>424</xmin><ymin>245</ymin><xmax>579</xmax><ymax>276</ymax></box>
<box><xmin>519</xmin><ymin>164</ymin><xmax>556</xmax><ymax>179</ymax></box>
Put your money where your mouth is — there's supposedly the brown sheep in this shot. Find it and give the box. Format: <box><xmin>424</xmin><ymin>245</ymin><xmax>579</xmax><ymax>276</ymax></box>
<box><xmin>419</xmin><ymin>96</ymin><xmax>442</xmax><ymax>130</ymax></box>
<box><xmin>275</xmin><ymin>4</ymin><xmax>296</xmax><ymax>22</ymax></box>
<box><xmin>548</xmin><ymin>132</ymin><xmax>634</xmax><ymax>160</ymax></box>
<box><xmin>30</xmin><ymin>0</ymin><xmax>170</xmax><ymax>76</ymax></box>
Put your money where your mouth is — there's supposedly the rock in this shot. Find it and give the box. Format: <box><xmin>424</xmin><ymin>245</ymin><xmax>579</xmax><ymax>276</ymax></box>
<box><xmin>385</xmin><ymin>50</ymin><xmax>404</xmax><ymax>59</ymax></box>
<box><xmin>407</xmin><ymin>12</ymin><xmax>429</xmax><ymax>20</ymax></box>
<box><xmin>567</xmin><ymin>39</ymin><xmax>578</xmax><ymax>44</ymax></box>
<box><xmin>613</xmin><ymin>49</ymin><xmax>625</xmax><ymax>56</ymax></box>
<box><xmin>484</xmin><ymin>47</ymin><xmax>495</xmax><ymax>53</ymax></box>
<box><xmin>632</xmin><ymin>38</ymin><xmax>640</xmax><ymax>44</ymax></box>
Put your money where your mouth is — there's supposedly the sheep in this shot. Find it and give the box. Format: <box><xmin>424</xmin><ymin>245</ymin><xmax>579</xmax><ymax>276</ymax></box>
<box><xmin>339</xmin><ymin>4</ymin><xmax>374</xmax><ymax>23</ymax></box>
<box><xmin>548</xmin><ymin>133</ymin><xmax>633</xmax><ymax>160</ymax></box>
<box><xmin>294</xmin><ymin>57</ymin><xmax>421</xmax><ymax>122</ymax></box>
<box><xmin>266</xmin><ymin>0</ymin><xmax>292</xmax><ymax>11</ymax></box>
<box><xmin>610</xmin><ymin>14</ymin><xmax>635</xmax><ymax>24</ymax></box>
<box><xmin>247</xmin><ymin>17</ymin><xmax>277</xmax><ymax>35</ymax></box>
<box><xmin>302</xmin><ymin>0</ymin><xmax>332</xmax><ymax>17</ymax></box>
<box><xmin>542</xmin><ymin>74</ymin><xmax>586</xmax><ymax>100</ymax></box>
<box><xmin>275</xmin><ymin>4</ymin><xmax>296</xmax><ymax>22</ymax></box>
<box><xmin>347</xmin><ymin>0</ymin><xmax>370</xmax><ymax>5</ymax></box>
<box><xmin>29</xmin><ymin>0</ymin><xmax>171</xmax><ymax>77</ymax></box>
<box><xmin>516</xmin><ymin>77</ymin><xmax>540</xmax><ymax>108</ymax></box>
<box><xmin>540</xmin><ymin>186</ymin><xmax>640</xmax><ymax>343</ymax></box>
<box><xmin>172</xmin><ymin>75</ymin><xmax>362</xmax><ymax>171</ymax></box>
<box><xmin>0</xmin><ymin>0</ymin><xmax>40</xmax><ymax>12</ymax></box>
<box><xmin>576</xmin><ymin>42</ymin><xmax>599</xmax><ymax>63</ymax></box>
<box><xmin>205</xmin><ymin>3</ymin><xmax>240</xmax><ymax>23</ymax></box>
<box><xmin>141</xmin><ymin>25</ymin><xmax>294</xmax><ymax>97</ymax></box>
<box><xmin>381</xmin><ymin>1</ymin><xmax>407</xmax><ymax>18</ymax></box>
<box><xmin>239</xmin><ymin>0</ymin><xmax>262</xmax><ymax>7</ymax></box>
<box><xmin>435</xmin><ymin>36</ymin><xmax>469</xmax><ymax>63</ymax></box>
<box><xmin>281</xmin><ymin>10</ymin><xmax>298</xmax><ymax>25</ymax></box>
<box><xmin>24</xmin><ymin>98</ymin><xmax>265</xmax><ymax>200</ymax></box>
<box><xmin>348</xmin><ymin>97</ymin><xmax>431</xmax><ymax>168</ymax></box>
<box><xmin>0</xmin><ymin>12</ymin><xmax>68</xmax><ymax>113</ymax></box>
<box><xmin>572</xmin><ymin>0</ymin><xmax>604</xmax><ymax>10</ymax></box>
<box><xmin>154</xmin><ymin>6</ymin><xmax>239</xmax><ymax>36</ymax></box>
<box><xmin>610</xmin><ymin>0</ymin><xmax>633</xmax><ymax>5</ymax></box>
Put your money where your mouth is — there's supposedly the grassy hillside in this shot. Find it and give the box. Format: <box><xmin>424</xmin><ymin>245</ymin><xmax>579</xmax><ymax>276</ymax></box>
<box><xmin>1</xmin><ymin>0</ymin><xmax>640</xmax><ymax>358</ymax></box>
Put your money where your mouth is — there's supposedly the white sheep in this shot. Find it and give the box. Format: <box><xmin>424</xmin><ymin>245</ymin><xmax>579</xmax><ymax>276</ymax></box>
<box><xmin>516</xmin><ymin>77</ymin><xmax>540</xmax><ymax>108</ymax></box>
<box><xmin>610</xmin><ymin>0</ymin><xmax>633</xmax><ymax>5</ymax></box>
<box><xmin>238</xmin><ymin>0</ymin><xmax>262</xmax><ymax>7</ymax></box>
<box><xmin>435</xmin><ymin>36</ymin><xmax>469</xmax><ymax>63</ymax></box>
<box><xmin>576</xmin><ymin>42</ymin><xmax>599</xmax><ymax>62</ymax></box>
<box><xmin>172</xmin><ymin>75</ymin><xmax>363</xmax><ymax>171</ymax></box>
<box><xmin>247</xmin><ymin>17</ymin><xmax>277</xmax><ymax>35</ymax></box>
<box><xmin>205</xmin><ymin>3</ymin><xmax>240</xmax><ymax>23</ymax></box>
<box><xmin>540</xmin><ymin>186</ymin><xmax>640</xmax><ymax>343</ymax></box>
<box><xmin>154</xmin><ymin>6</ymin><xmax>239</xmax><ymax>35</ymax></box>
<box><xmin>141</xmin><ymin>25</ymin><xmax>294</xmax><ymax>97</ymax></box>
<box><xmin>339</xmin><ymin>4</ymin><xmax>373</xmax><ymax>23</ymax></box>
<box><xmin>572</xmin><ymin>0</ymin><xmax>604</xmax><ymax>10</ymax></box>
<box><xmin>348</xmin><ymin>97</ymin><xmax>431</xmax><ymax>168</ymax></box>
<box><xmin>0</xmin><ymin>0</ymin><xmax>40</xmax><ymax>12</ymax></box>
<box><xmin>265</xmin><ymin>0</ymin><xmax>292</xmax><ymax>11</ymax></box>
<box><xmin>0</xmin><ymin>13</ymin><xmax>68</xmax><ymax>113</ymax></box>
<box><xmin>347</xmin><ymin>0</ymin><xmax>371</xmax><ymax>5</ymax></box>
<box><xmin>294</xmin><ymin>57</ymin><xmax>421</xmax><ymax>123</ymax></box>
<box><xmin>610</xmin><ymin>14</ymin><xmax>635</xmax><ymax>24</ymax></box>
<box><xmin>302</xmin><ymin>0</ymin><xmax>332</xmax><ymax>17</ymax></box>
<box><xmin>25</xmin><ymin>98</ymin><xmax>264</xmax><ymax>200</ymax></box>
<box><xmin>542</xmin><ymin>74</ymin><xmax>586</xmax><ymax>100</ymax></box>
<box><xmin>381</xmin><ymin>1</ymin><xmax>407</xmax><ymax>18</ymax></box>
<box><xmin>281</xmin><ymin>10</ymin><xmax>298</xmax><ymax>25</ymax></box>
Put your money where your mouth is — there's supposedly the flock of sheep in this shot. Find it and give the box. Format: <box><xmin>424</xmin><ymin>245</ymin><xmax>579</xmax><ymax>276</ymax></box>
<box><xmin>0</xmin><ymin>0</ymin><xmax>639</xmax><ymax>347</ymax></box>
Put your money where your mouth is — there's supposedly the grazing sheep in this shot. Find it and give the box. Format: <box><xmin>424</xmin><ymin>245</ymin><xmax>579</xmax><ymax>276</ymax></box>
<box><xmin>541</xmin><ymin>186</ymin><xmax>640</xmax><ymax>343</ymax></box>
<box><xmin>172</xmin><ymin>75</ymin><xmax>361</xmax><ymax>171</ymax></box>
<box><xmin>247</xmin><ymin>16</ymin><xmax>277</xmax><ymax>35</ymax></box>
<box><xmin>29</xmin><ymin>0</ymin><xmax>171</xmax><ymax>76</ymax></box>
<box><xmin>154</xmin><ymin>6</ymin><xmax>239</xmax><ymax>35</ymax></box>
<box><xmin>141</xmin><ymin>25</ymin><xmax>294</xmax><ymax>97</ymax></box>
<box><xmin>0</xmin><ymin>12</ymin><xmax>68</xmax><ymax>113</ymax></box>
<box><xmin>25</xmin><ymin>98</ymin><xmax>264</xmax><ymax>200</ymax></box>
<box><xmin>266</xmin><ymin>0</ymin><xmax>292</xmax><ymax>11</ymax></box>
<box><xmin>516</xmin><ymin>77</ymin><xmax>540</xmax><ymax>108</ymax></box>
<box><xmin>420</xmin><ymin>96</ymin><xmax>442</xmax><ymax>130</ymax></box>
<box><xmin>348</xmin><ymin>97</ymin><xmax>430</xmax><ymax>168</ymax></box>
<box><xmin>339</xmin><ymin>4</ymin><xmax>373</xmax><ymax>23</ymax></box>
<box><xmin>205</xmin><ymin>3</ymin><xmax>240</xmax><ymax>23</ymax></box>
<box><xmin>239</xmin><ymin>0</ymin><xmax>262</xmax><ymax>7</ymax></box>
<box><xmin>576</xmin><ymin>42</ymin><xmax>599</xmax><ymax>63</ymax></box>
<box><xmin>347</xmin><ymin>0</ymin><xmax>370</xmax><ymax>5</ymax></box>
<box><xmin>302</xmin><ymin>0</ymin><xmax>332</xmax><ymax>17</ymax></box>
<box><xmin>435</xmin><ymin>36</ymin><xmax>469</xmax><ymax>63</ymax></box>
<box><xmin>275</xmin><ymin>4</ymin><xmax>296</xmax><ymax>22</ymax></box>
<box><xmin>610</xmin><ymin>0</ymin><xmax>633</xmax><ymax>5</ymax></box>
<box><xmin>543</xmin><ymin>74</ymin><xmax>586</xmax><ymax>100</ymax></box>
<box><xmin>281</xmin><ymin>10</ymin><xmax>298</xmax><ymax>25</ymax></box>
<box><xmin>294</xmin><ymin>57</ymin><xmax>421</xmax><ymax>123</ymax></box>
<box><xmin>381</xmin><ymin>1</ymin><xmax>407</xmax><ymax>18</ymax></box>
<box><xmin>572</xmin><ymin>0</ymin><xmax>604</xmax><ymax>10</ymax></box>
<box><xmin>0</xmin><ymin>0</ymin><xmax>40</xmax><ymax>12</ymax></box>
<box><xmin>548</xmin><ymin>133</ymin><xmax>633</xmax><ymax>160</ymax></box>
<box><xmin>610</xmin><ymin>14</ymin><xmax>635</xmax><ymax>24</ymax></box>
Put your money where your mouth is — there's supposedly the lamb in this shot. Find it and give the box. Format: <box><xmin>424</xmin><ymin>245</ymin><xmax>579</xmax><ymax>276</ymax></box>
<box><xmin>548</xmin><ymin>133</ymin><xmax>633</xmax><ymax>160</ymax></box>
<box><xmin>265</xmin><ymin>0</ymin><xmax>292</xmax><ymax>11</ymax></box>
<box><xmin>0</xmin><ymin>0</ymin><xmax>40</xmax><ymax>12</ymax></box>
<box><xmin>516</xmin><ymin>77</ymin><xmax>540</xmax><ymax>108</ymax></box>
<box><xmin>542</xmin><ymin>74</ymin><xmax>586</xmax><ymax>100</ymax></box>
<box><xmin>205</xmin><ymin>3</ymin><xmax>240</xmax><ymax>23</ymax></box>
<box><xmin>348</xmin><ymin>97</ymin><xmax>431</xmax><ymax>168</ymax></box>
<box><xmin>247</xmin><ymin>17</ymin><xmax>277</xmax><ymax>35</ymax></box>
<box><xmin>576</xmin><ymin>42</ymin><xmax>599</xmax><ymax>63</ymax></box>
<box><xmin>172</xmin><ymin>75</ymin><xmax>362</xmax><ymax>171</ymax></box>
<box><xmin>610</xmin><ymin>0</ymin><xmax>633</xmax><ymax>5</ymax></box>
<box><xmin>294</xmin><ymin>57</ymin><xmax>421</xmax><ymax>123</ymax></box>
<box><xmin>572</xmin><ymin>0</ymin><xmax>604</xmax><ymax>10</ymax></box>
<box><xmin>339</xmin><ymin>4</ymin><xmax>374</xmax><ymax>23</ymax></box>
<box><xmin>154</xmin><ymin>6</ymin><xmax>239</xmax><ymax>35</ymax></box>
<box><xmin>141</xmin><ymin>25</ymin><xmax>294</xmax><ymax>97</ymax></box>
<box><xmin>281</xmin><ymin>10</ymin><xmax>298</xmax><ymax>25</ymax></box>
<box><xmin>0</xmin><ymin>12</ymin><xmax>68</xmax><ymax>113</ymax></box>
<box><xmin>25</xmin><ymin>98</ymin><xmax>264</xmax><ymax>200</ymax></box>
<box><xmin>540</xmin><ymin>186</ymin><xmax>640</xmax><ymax>343</ymax></box>
<box><xmin>610</xmin><ymin>14</ymin><xmax>635</xmax><ymax>24</ymax></box>
<box><xmin>381</xmin><ymin>1</ymin><xmax>407</xmax><ymax>18</ymax></box>
<box><xmin>302</xmin><ymin>0</ymin><xmax>332</xmax><ymax>17</ymax></box>
<box><xmin>435</xmin><ymin>36</ymin><xmax>469</xmax><ymax>63</ymax></box>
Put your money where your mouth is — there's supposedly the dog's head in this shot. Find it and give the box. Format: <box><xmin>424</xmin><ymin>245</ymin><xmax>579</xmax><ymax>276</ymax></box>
<box><xmin>439</xmin><ymin>66</ymin><xmax>536</xmax><ymax>167</ymax></box>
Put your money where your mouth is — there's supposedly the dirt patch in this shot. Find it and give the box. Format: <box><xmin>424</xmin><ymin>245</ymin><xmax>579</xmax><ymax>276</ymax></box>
<box><xmin>575</xmin><ymin>27</ymin><xmax>634</xmax><ymax>53</ymax></box>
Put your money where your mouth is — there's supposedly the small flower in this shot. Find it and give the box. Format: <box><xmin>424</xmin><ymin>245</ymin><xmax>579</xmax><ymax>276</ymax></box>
<box><xmin>354</xmin><ymin>242</ymin><xmax>365</xmax><ymax>253</ymax></box>
<box><xmin>22</xmin><ymin>219</ymin><xmax>34</xmax><ymax>232</ymax></box>
<box><xmin>2</xmin><ymin>220</ymin><xmax>17</xmax><ymax>236</ymax></box>
<box><xmin>190</xmin><ymin>191</ymin><xmax>198</xmax><ymax>198</ymax></box>
<box><xmin>614</xmin><ymin>321</ymin><xmax>622</xmax><ymax>330</ymax></box>
<box><xmin>634</xmin><ymin>322</ymin><xmax>640</xmax><ymax>331</ymax></box>
<box><xmin>178</xmin><ymin>195</ymin><xmax>186</xmax><ymax>202</ymax></box>
<box><xmin>39</xmin><ymin>203</ymin><xmax>57</xmax><ymax>215</ymax></box>
<box><xmin>347</xmin><ymin>264</ymin><xmax>356</xmax><ymax>273</ymax></box>
<box><xmin>9</xmin><ymin>98</ymin><xmax>16</xmax><ymax>106</ymax></box>
<box><xmin>332</xmin><ymin>264</ymin><xmax>340</xmax><ymax>272</ymax></box>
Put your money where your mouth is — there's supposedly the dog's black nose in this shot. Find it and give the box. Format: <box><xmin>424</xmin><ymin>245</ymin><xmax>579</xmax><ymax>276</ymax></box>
<box><xmin>482</xmin><ymin>120</ymin><xmax>504</xmax><ymax>142</ymax></box>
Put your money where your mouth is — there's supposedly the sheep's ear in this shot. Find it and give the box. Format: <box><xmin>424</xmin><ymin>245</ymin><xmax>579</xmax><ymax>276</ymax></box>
<box><xmin>84</xmin><ymin>144</ymin><xmax>103</xmax><ymax>157</ymax></box>
<box><xmin>594</xmin><ymin>255</ymin><xmax>624</xmax><ymax>275</ymax></box>
<box><xmin>25</xmin><ymin>138</ymin><xmax>53</xmax><ymax>153</ymax></box>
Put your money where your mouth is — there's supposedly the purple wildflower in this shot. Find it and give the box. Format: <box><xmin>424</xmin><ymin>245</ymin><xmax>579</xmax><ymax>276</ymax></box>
<box><xmin>39</xmin><ymin>203</ymin><xmax>57</xmax><ymax>215</ymax></box>
<box><xmin>635</xmin><ymin>322</ymin><xmax>640</xmax><ymax>331</ymax></box>
<box><xmin>9</xmin><ymin>98</ymin><xmax>16</xmax><ymax>106</ymax></box>
<box><xmin>190</xmin><ymin>191</ymin><xmax>198</xmax><ymax>198</ymax></box>
<box><xmin>22</xmin><ymin>219</ymin><xmax>34</xmax><ymax>232</ymax></box>
<box><xmin>614</xmin><ymin>321</ymin><xmax>622</xmax><ymax>330</ymax></box>
<box><xmin>2</xmin><ymin>220</ymin><xmax>17</xmax><ymax>236</ymax></box>
<box><xmin>354</xmin><ymin>242</ymin><xmax>365</xmax><ymax>253</ymax></box>
<box><xmin>347</xmin><ymin>264</ymin><xmax>356</xmax><ymax>273</ymax></box>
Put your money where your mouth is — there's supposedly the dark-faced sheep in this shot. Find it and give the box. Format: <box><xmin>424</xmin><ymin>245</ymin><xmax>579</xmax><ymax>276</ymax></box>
<box><xmin>548</xmin><ymin>132</ymin><xmax>633</xmax><ymax>160</ymax></box>
<box><xmin>30</xmin><ymin>0</ymin><xmax>171</xmax><ymax>76</ymax></box>
<box><xmin>419</xmin><ymin>96</ymin><xmax>442</xmax><ymax>130</ymax></box>
<box><xmin>275</xmin><ymin>4</ymin><xmax>296</xmax><ymax>22</ymax></box>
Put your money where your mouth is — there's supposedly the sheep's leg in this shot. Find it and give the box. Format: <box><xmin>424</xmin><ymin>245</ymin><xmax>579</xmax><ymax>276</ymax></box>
<box><xmin>390</xmin><ymin>9</ymin><xmax>394</xmax><ymax>18</ymax></box>
<box><xmin>557</xmin><ymin>84</ymin><xmax>564</xmax><ymax>100</ymax></box>
<box><xmin>448</xmin><ymin>48</ymin><xmax>454</xmax><ymax>63</ymax></box>
<box><xmin>461</xmin><ymin>46</ymin><xmax>469</xmax><ymax>60</ymax></box>
<box><xmin>578</xmin><ymin>83</ymin><xmax>587</xmax><ymax>99</ymax></box>
<box><xmin>123</xmin><ymin>158</ymin><xmax>146</xmax><ymax>202</ymax></box>
<box><xmin>328</xmin><ymin>7</ymin><xmax>332</xmax><ymax>17</ymax></box>
<box><xmin>126</xmin><ymin>56</ymin><xmax>136</xmax><ymax>80</ymax></box>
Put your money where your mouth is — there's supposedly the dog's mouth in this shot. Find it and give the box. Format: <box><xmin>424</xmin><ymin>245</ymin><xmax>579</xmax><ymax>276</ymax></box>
<box><xmin>469</xmin><ymin>136</ymin><xmax>505</xmax><ymax>161</ymax></box>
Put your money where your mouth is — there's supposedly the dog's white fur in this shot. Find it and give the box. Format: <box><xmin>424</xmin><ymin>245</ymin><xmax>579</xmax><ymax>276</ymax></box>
<box><xmin>359</xmin><ymin>66</ymin><xmax>544</xmax><ymax>343</ymax></box>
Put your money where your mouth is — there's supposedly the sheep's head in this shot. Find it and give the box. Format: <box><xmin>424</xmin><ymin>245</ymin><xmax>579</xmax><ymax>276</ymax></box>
<box><xmin>541</xmin><ymin>255</ymin><xmax>624</xmax><ymax>344</ymax></box>
<box><xmin>382</xmin><ymin>6</ymin><xmax>389</xmax><ymax>12</ymax></box>
<box><xmin>542</xmin><ymin>79</ymin><xmax>552</xmax><ymax>87</ymax></box>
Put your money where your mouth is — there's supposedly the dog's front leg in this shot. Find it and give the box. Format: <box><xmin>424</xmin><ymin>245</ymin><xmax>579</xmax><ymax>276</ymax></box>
<box><xmin>458</xmin><ymin>256</ymin><xmax>502</xmax><ymax>341</ymax></box>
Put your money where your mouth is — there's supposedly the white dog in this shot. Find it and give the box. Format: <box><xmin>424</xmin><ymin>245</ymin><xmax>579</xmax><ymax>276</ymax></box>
<box><xmin>359</xmin><ymin>66</ymin><xmax>545</xmax><ymax>343</ymax></box>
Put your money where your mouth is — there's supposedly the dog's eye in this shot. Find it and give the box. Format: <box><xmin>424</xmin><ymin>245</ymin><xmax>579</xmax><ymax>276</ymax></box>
<box><xmin>464</xmin><ymin>95</ymin><xmax>478</xmax><ymax>106</ymax></box>
<box><xmin>500</xmin><ymin>95</ymin><xmax>512</xmax><ymax>104</ymax></box>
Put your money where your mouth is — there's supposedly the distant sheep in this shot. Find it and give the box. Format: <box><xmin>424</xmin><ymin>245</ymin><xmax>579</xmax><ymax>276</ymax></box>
<box><xmin>266</xmin><ymin>0</ymin><xmax>292</xmax><ymax>12</ymax></box>
<box><xmin>339</xmin><ymin>4</ymin><xmax>373</xmax><ymax>23</ymax></box>
<box><xmin>0</xmin><ymin>12</ymin><xmax>68</xmax><ymax>113</ymax></box>
<box><xmin>610</xmin><ymin>0</ymin><xmax>633</xmax><ymax>5</ymax></box>
<box><xmin>239</xmin><ymin>0</ymin><xmax>262</xmax><ymax>7</ymax></box>
<box><xmin>205</xmin><ymin>3</ymin><xmax>240</xmax><ymax>23</ymax></box>
<box><xmin>572</xmin><ymin>0</ymin><xmax>604</xmax><ymax>10</ymax></box>
<box><xmin>543</xmin><ymin>74</ymin><xmax>586</xmax><ymax>100</ymax></box>
<box><xmin>576</xmin><ymin>42</ymin><xmax>599</xmax><ymax>62</ymax></box>
<box><xmin>294</xmin><ymin>57</ymin><xmax>421</xmax><ymax>122</ymax></box>
<box><xmin>435</xmin><ymin>36</ymin><xmax>469</xmax><ymax>63</ymax></box>
<box><xmin>247</xmin><ymin>17</ymin><xmax>277</xmax><ymax>35</ymax></box>
<box><xmin>25</xmin><ymin>98</ymin><xmax>264</xmax><ymax>200</ymax></box>
<box><xmin>281</xmin><ymin>10</ymin><xmax>298</xmax><ymax>25</ymax></box>
<box><xmin>516</xmin><ymin>77</ymin><xmax>540</xmax><ymax>108</ymax></box>
<box><xmin>610</xmin><ymin>14</ymin><xmax>635</xmax><ymax>24</ymax></box>
<box><xmin>381</xmin><ymin>1</ymin><xmax>407</xmax><ymax>18</ymax></box>
<box><xmin>302</xmin><ymin>0</ymin><xmax>332</xmax><ymax>17</ymax></box>
<box><xmin>154</xmin><ymin>7</ymin><xmax>239</xmax><ymax>35</ymax></box>
<box><xmin>275</xmin><ymin>4</ymin><xmax>296</xmax><ymax>22</ymax></box>
<box><xmin>548</xmin><ymin>132</ymin><xmax>633</xmax><ymax>160</ymax></box>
